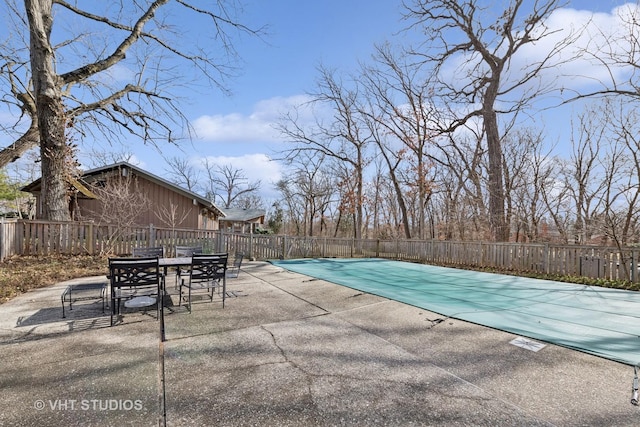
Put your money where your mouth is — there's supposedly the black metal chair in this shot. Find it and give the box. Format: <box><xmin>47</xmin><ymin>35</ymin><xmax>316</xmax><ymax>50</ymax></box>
<box><xmin>174</xmin><ymin>245</ymin><xmax>204</xmax><ymax>288</ymax></box>
<box><xmin>108</xmin><ymin>257</ymin><xmax>161</xmax><ymax>326</ymax></box>
<box><xmin>179</xmin><ymin>253</ymin><xmax>228</xmax><ymax>312</ymax></box>
<box><xmin>175</xmin><ymin>245</ymin><xmax>203</xmax><ymax>257</ymax></box>
<box><xmin>132</xmin><ymin>246</ymin><xmax>165</xmax><ymax>258</ymax></box>
<box><xmin>133</xmin><ymin>247</ymin><xmax>166</xmax><ymax>290</ymax></box>
<box><xmin>226</xmin><ymin>252</ymin><xmax>244</xmax><ymax>278</ymax></box>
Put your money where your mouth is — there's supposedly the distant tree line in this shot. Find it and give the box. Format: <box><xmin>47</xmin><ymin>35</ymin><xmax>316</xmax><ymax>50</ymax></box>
<box><xmin>273</xmin><ymin>0</ymin><xmax>640</xmax><ymax>246</ymax></box>
<box><xmin>4</xmin><ymin>0</ymin><xmax>640</xmax><ymax>247</ymax></box>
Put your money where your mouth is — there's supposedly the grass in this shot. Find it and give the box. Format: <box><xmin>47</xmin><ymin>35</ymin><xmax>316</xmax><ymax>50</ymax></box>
<box><xmin>0</xmin><ymin>254</ymin><xmax>109</xmax><ymax>304</ymax></box>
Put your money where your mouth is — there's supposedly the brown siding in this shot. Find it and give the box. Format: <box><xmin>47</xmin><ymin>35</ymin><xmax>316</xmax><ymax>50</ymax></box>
<box><xmin>73</xmin><ymin>171</ymin><xmax>218</xmax><ymax>230</ymax></box>
<box><xmin>138</xmin><ymin>177</ymin><xmax>200</xmax><ymax>228</ymax></box>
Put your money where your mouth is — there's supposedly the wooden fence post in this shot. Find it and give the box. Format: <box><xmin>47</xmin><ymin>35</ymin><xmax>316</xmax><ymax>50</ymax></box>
<box><xmin>149</xmin><ymin>224</ymin><xmax>156</xmax><ymax>247</ymax></box>
<box><xmin>249</xmin><ymin>232</ymin><xmax>253</xmax><ymax>259</ymax></box>
<box><xmin>544</xmin><ymin>244</ymin><xmax>549</xmax><ymax>274</ymax></box>
<box><xmin>87</xmin><ymin>223</ymin><xmax>94</xmax><ymax>255</ymax></box>
<box><xmin>0</xmin><ymin>218</ymin><xmax>5</xmax><ymax>261</ymax></box>
<box><xmin>283</xmin><ymin>235</ymin><xmax>287</xmax><ymax>259</ymax></box>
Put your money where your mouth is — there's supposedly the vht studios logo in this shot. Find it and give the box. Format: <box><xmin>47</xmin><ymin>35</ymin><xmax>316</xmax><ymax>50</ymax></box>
<box><xmin>34</xmin><ymin>399</ymin><xmax>144</xmax><ymax>411</ymax></box>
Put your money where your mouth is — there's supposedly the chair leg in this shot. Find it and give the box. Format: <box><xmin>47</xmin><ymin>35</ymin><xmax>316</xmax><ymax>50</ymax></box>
<box><xmin>222</xmin><ymin>277</ymin><xmax>226</xmax><ymax>308</ymax></box>
<box><xmin>110</xmin><ymin>296</ymin><xmax>115</xmax><ymax>326</ymax></box>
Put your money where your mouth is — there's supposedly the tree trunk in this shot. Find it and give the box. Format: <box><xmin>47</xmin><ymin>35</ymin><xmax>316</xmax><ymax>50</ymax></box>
<box><xmin>391</xmin><ymin>171</ymin><xmax>412</xmax><ymax>239</ymax></box>
<box><xmin>26</xmin><ymin>0</ymin><xmax>70</xmax><ymax>221</ymax></box>
<box><xmin>355</xmin><ymin>159</ymin><xmax>364</xmax><ymax>241</ymax></box>
<box><xmin>483</xmin><ymin>82</ymin><xmax>508</xmax><ymax>241</ymax></box>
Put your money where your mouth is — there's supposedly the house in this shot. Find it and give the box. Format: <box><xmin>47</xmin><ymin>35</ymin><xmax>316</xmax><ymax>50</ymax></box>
<box><xmin>22</xmin><ymin>162</ymin><xmax>225</xmax><ymax>230</ymax></box>
<box><xmin>218</xmin><ymin>207</ymin><xmax>265</xmax><ymax>234</ymax></box>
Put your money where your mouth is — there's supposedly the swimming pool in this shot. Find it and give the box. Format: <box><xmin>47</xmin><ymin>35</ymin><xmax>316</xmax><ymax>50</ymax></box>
<box><xmin>271</xmin><ymin>258</ymin><xmax>640</xmax><ymax>366</ymax></box>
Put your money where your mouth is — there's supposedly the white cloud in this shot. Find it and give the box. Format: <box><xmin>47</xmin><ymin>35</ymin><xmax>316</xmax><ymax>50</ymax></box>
<box><xmin>124</xmin><ymin>154</ymin><xmax>146</xmax><ymax>170</ymax></box>
<box><xmin>515</xmin><ymin>4</ymin><xmax>638</xmax><ymax>90</ymax></box>
<box><xmin>104</xmin><ymin>64</ymin><xmax>136</xmax><ymax>82</ymax></box>
<box><xmin>196</xmin><ymin>153</ymin><xmax>283</xmax><ymax>187</ymax></box>
<box><xmin>192</xmin><ymin>95</ymin><xmax>314</xmax><ymax>143</ymax></box>
<box><xmin>192</xmin><ymin>112</ymin><xmax>276</xmax><ymax>142</ymax></box>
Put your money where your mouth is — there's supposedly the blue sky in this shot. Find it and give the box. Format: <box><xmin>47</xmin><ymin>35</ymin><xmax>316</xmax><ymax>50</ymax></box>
<box><xmin>85</xmin><ymin>0</ymin><xmax>414</xmax><ymax>198</ymax></box>
<box><xmin>1</xmin><ymin>0</ymin><xmax>637</xmax><ymax>201</ymax></box>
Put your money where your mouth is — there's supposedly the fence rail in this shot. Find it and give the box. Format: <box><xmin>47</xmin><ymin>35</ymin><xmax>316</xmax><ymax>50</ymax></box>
<box><xmin>1</xmin><ymin>219</ymin><xmax>639</xmax><ymax>282</ymax></box>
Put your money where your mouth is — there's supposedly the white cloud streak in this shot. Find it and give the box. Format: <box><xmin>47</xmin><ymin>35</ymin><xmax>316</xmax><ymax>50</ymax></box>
<box><xmin>192</xmin><ymin>95</ymin><xmax>313</xmax><ymax>143</ymax></box>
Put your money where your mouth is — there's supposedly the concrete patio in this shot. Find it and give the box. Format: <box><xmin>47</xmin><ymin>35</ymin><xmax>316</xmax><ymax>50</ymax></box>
<box><xmin>0</xmin><ymin>261</ymin><xmax>638</xmax><ymax>426</ymax></box>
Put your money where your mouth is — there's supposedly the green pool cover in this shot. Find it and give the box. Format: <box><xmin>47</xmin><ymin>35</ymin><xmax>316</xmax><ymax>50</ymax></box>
<box><xmin>270</xmin><ymin>258</ymin><xmax>640</xmax><ymax>366</ymax></box>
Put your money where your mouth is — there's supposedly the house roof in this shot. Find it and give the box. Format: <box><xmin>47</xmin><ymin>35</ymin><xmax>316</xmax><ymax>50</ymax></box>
<box><xmin>22</xmin><ymin>161</ymin><xmax>226</xmax><ymax>218</ymax></box>
<box><xmin>219</xmin><ymin>208</ymin><xmax>265</xmax><ymax>222</ymax></box>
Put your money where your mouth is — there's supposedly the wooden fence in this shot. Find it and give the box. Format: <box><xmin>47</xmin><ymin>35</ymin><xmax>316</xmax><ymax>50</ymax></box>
<box><xmin>1</xmin><ymin>219</ymin><xmax>639</xmax><ymax>282</ymax></box>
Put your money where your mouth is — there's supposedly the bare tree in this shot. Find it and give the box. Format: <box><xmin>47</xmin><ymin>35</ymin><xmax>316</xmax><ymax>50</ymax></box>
<box><xmin>164</xmin><ymin>156</ymin><xmax>201</xmax><ymax>193</ymax></box>
<box><xmin>597</xmin><ymin>99</ymin><xmax>640</xmax><ymax>249</ymax></box>
<box><xmin>363</xmin><ymin>159</ymin><xmax>387</xmax><ymax>239</ymax></box>
<box><xmin>275</xmin><ymin>178</ymin><xmax>304</xmax><ymax>236</ymax></box>
<box><xmin>570</xmin><ymin>4</ymin><xmax>640</xmax><ymax>101</ymax></box>
<box><xmin>278</xmin><ymin>66</ymin><xmax>371</xmax><ymax>239</ymax></box>
<box><xmin>0</xmin><ymin>0</ymin><xmax>260</xmax><ymax>221</ymax></box>
<box><xmin>540</xmin><ymin>156</ymin><xmax>572</xmax><ymax>244</ymax></box>
<box><xmin>364</xmin><ymin>112</ymin><xmax>413</xmax><ymax>239</ymax></box>
<box><xmin>87</xmin><ymin>173</ymin><xmax>150</xmax><ymax>254</ymax></box>
<box><xmin>563</xmin><ymin>108</ymin><xmax>609</xmax><ymax>244</ymax></box>
<box><xmin>233</xmin><ymin>193</ymin><xmax>265</xmax><ymax>210</ymax></box>
<box><xmin>402</xmin><ymin>0</ymin><xmax>579</xmax><ymax>241</ymax></box>
<box><xmin>155</xmin><ymin>201</ymin><xmax>191</xmax><ymax>230</ymax></box>
<box><xmin>203</xmin><ymin>161</ymin><xmax>261</xmax><ymax>208</ymax></box>
<box><xmin>502</xmin><ymin>128</ymin><xmax>555</xmax><ymax>242</ymax></box>
<box><xmin>82</xmin><ymin>149</ymin><xmax>138</xmax><ymax>169</ymax></box>
<box><xmin>361</xmin><ymin>44</ymin><xmax>436</xmax><ymax>239</ymax></box>
<box><xmin>275</xmin><ymin>152</ymin><xmax>335</xmax><ymax>237</ymax></box>
<box><xmin>429</xmin><ymin>126</ymin><xmax>491</xmax><ymax>240</ymax></box>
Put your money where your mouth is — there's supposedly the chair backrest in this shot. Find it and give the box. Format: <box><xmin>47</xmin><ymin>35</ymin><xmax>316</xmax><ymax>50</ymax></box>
<box><xmin>132</xmin><ymin>246</ymin><xmax>165</xmax><ymax>258</ymax></box>
<box><xmin>233</xmin><ymin>253</ymin><xmax>244</xmax><ymax>268</ymax></box>
<box><xmin>189</xmin><ymin>253</ymin><xmax>228</xmax><ymax>282</ymax></box>
<box><xmin>227</xmin><ymin>253</ymin><xmax>244</xmax><ymax>278</ymax></box>
<box><xmin>175</xmin><ymin>245</ymin><xmax>204</xmax><ymax>257</ymax></box>
<box><xmin>109</xmin><ymin>257</ymin><xmax>160</xmax><ymax>289</ymax></box>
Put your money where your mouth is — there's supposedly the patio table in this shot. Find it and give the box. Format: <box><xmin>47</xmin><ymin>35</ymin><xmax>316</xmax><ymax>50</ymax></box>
<box><xmin>159</xmin><ymin>257</ymin><xmax>192</xmax><ymax>270</ymax></box>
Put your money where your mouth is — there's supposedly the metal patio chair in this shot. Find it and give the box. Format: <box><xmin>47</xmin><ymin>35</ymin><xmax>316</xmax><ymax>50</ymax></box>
<box><xmin>179</xmin><ymin>253</ymin><xmax>228</xmax><ymax>312</ymax></box>
<box><xmin>108</xmin><ymin>257</ymin><xmax>161</xmax><ymax>326</ymax></box>
<box><xmin>132</xmin><ymin>246</ymin><xmax>165</xmax><ymax>258</ymax></box>
<box><xmin>173</xmin><ymin>245</ymin><xmax>204</xmax><ymax>288</ymax></box>
<box><xmin>175</xmin><ymin>245</ymin><xmax>203</xmax><ymax>257</ymax></box>
<box><xmin>226</xmin><ymin>252</ymin><xmax>244</xmax><ymax>278</ymax></box>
